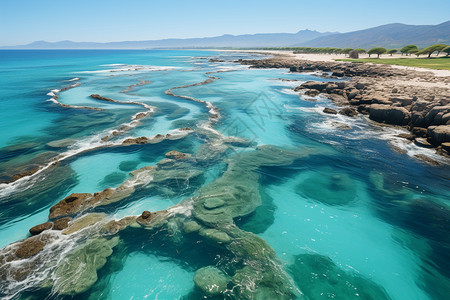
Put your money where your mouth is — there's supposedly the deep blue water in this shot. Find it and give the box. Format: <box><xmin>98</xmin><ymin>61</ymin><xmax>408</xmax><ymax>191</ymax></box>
<box><xmin>0</xmin><ymin>50</ymin><xmax>448</xmax><ymax>300</ymax></box>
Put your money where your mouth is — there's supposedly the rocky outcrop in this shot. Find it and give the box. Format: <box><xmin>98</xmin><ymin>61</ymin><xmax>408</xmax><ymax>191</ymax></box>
<box><xmin>428</xmin><ymin>125</ymin><xmax>450</xmax><ymax>144</ymax></box>
<box><xmin>369</xmin><ymin>104</ymin><xmax>411</xmax><ymax>125</ymax></box>
<box><xmin>323</xmin><ymin>108</ymin><xmax>337</xmax><ymax>115</ymax></box>
<box><xmin>240</xmin><ymin>54</ymin><xmax>450</xmax><ymax>157</ymax></box>
<box><xmin>29</xmin><ymin>222</ymin><xmax>53</xmax><ymax>235</ymax></box>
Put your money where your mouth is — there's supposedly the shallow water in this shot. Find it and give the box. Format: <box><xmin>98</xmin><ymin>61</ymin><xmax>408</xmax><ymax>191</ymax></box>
<box><xmin>0</xmin><ymin>50</ymin><xmax>449</xmax><ymax>300</ymax></box>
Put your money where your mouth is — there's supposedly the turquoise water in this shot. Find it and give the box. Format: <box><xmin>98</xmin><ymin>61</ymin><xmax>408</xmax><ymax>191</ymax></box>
<box><xmin>0</xmin><ymin>50</ymin><xmax>449</xmax><ymax>300</ymax></box>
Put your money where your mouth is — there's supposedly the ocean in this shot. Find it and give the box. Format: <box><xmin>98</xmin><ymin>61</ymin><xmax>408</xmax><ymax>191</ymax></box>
<box><xmin>0</xmin><ymin>50</ymin><xmax>448</xmax><ymax>299</ymax></box>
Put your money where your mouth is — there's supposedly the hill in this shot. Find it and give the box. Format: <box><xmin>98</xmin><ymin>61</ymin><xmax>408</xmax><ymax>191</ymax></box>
<box><xmin>296</xmin><ymin>21</ymin><xmax>450</xmax><ymax>48</ymax></box>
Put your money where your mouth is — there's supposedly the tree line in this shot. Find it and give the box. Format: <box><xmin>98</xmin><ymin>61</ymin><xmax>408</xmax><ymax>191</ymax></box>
<box><xmin>254</xmin><ymin>45</ymin><xmax>450</xmax><ymax>58</ymax></box>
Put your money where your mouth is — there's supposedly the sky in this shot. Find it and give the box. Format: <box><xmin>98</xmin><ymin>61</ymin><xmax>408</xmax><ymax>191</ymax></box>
<box><xmin>0</xmin><ymin>0</ymin><xmax>449</xmax><ymax>46</ymax></box>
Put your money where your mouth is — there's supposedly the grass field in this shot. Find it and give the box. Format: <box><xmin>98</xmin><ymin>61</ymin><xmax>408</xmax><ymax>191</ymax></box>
<box><xmin>336</xmin><ymin>56</ymin><xmax>450</xmax><ymax>70</ymax></box>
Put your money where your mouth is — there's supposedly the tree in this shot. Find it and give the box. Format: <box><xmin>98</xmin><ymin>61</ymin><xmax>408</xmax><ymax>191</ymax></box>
<box><xmin>334</xmin><ymin>48</ymin><xmax>343</xmax><ymax>55</ymax></box>
<box><xmin>387</xmin><ymin>49</ymin><xmax>397</xmax><ymax>56</ymax></box>
<box><xmin>400</xmin><ymin>45</ymin><xmax>418</xmax><ymax>56</ymax></box>
<box><xmin>442</xmin><ymin>46</ymin><xmax>450</xmax><ymax>56</ymax></box>
<box><xmin>418</xmin><ymin>44</ymin><xmax>446</xmax><ymax>58</ymax></box>
<box><xmin>433</xmin><ymin>44</ymin><xmax>447</xmax><ymax>55</ymax></box>
<box><xmin>368</xmin><ymin>47</ymin><xmax>387</xmax><ymax>58</ymax></box>
<box><xmin>408</xmin><ymin>49</ymin><xmax>419</xmax><ymax>56</ymax></box>
<box><xmin>356</xmin><ymin>48</ymin><xmax>366</xmax><ymax>54</ymax></box>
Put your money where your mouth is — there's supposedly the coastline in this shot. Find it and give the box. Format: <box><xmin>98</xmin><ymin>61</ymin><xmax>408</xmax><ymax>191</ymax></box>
<box><xmin>230</xmin><ymin>50</ymin><xmax>450</xmax><ymax>163</ymax></box>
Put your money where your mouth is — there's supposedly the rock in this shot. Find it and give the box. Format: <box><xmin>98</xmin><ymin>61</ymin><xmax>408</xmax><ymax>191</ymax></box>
<box><xmin>332</xmin><ymin>71</ymin><xmax>344</xmax><ymax>77</ymax></box>
<box><xmin>369</xmin><ymin>104</ymin><xmax>411</xmax><ymax>125</ymax></box>
<box><xmin>396</xmin><ymin>133</ymin><xmax>415</xmax><ymax>141</ymax></box>
<box><xmin>204</xmin><ymin>198</ymin><xmax>225</xmax><ymax>209</ymax></box>
<box><xmin>119</xmin><ymin>160</ymin><xmax>139</xmax><ymax>172</ymax></box>
<box><xmin>414</xmin><ymin>138</ymin><xmax>433</xmax><ymax>148</ymax></box>
<box><xmin>193</xmin><ymin>266</ymin><xmax>228</xmax><ymax>296</ymax></box>
<box><xmin>122</xmin><ymin>136</ymin><xmax>150</xmax><ymax>145</ymax></box>
<box><xmin>49</xmin><ymin>193</ymin><xmax>93</xmax><ymax>219</ymax></box>
<box><xmin>289</xmin><ymin>254</ymin><xmax>391</xmax><ymax>300</ymax></box>
<box><xmin>29</xmin><ymin>222</ymin><xmax>53</xmax><ymax>235</ymax></box>
<box><xmin>412</xmin><ymin>127</ymin><xmax>428</xmax><ymax>138</ymax></box>
<box><xmin>442</xmin><ymin>142</ymin><xmax>450</xmax><ymax>152</ymax></box>
<box><xmin>323</xmin><ymin>108</ymin><xmax>337</xmax><ymax>115</ymax></box>
<box><xmin>46</xmin><ymin>138</ymin><xmax>74</xmax><ymax>148</ymax></box>
<box><xmin>14</xmin><ymin>236</ymin><xmax>47</xmax><ymax>259</ymax></box>
<box><xmin>300</xmin><ymin>81</ymin><xmax>328</xmax><ymax>91</ymax></box>
<box><xmin>62</xmin><ymin>213</ymin><xmax>105</xmax><ymax>235</ymax></box>
<box><xmin>304</xmin><ymin>89</ymin><xmax>320</xmax><ymax>97</ymax></box>
<box><xmin>165</xmin><ymin>150</ymin><xmax>190</xmax><ymax>160</ymax></box>
<box><xmin>183</xmin><ymin>220</ymin><xmax>202</xmax><ymax>233</ymax></box>
<box><xmin>53</xmin><ymin>237</ymin><xmax>119</xmax><ymax>295</ymax></box>
<box><xmin>349</xmin><ymin>50</ymin><xmax>359</xmax><ymax>59</ymax></box>
<box><xmin>200</xmin><ymin>228</ymin><xmax>232</xmax><ymax>244</ymax></box>
<box><xmin>339</xmin><ymin>107</ymin><xmax>358</xmax><ymax>117</ymax></box>
<box><xmin>53</xmin><ymin>217</ymin><xmax>71</xmax><ymax>230</ymax></box>
<box><xmin>428</xmin><ymin>125</ymin><xmax>450</xmax><ymax>144</ymax></box>
<box><xmin>389</xmin><ymin>96</ymin><xmax>413</xmax><ymax>106</ymax></box>
<box><xmin>134</xmin><ymin>112</ymin><xmax>147</xmax><ymax>120</ymax></box>
<box><xmin>141</xmin><ymin>210</ymin><xmax>152</xmax><ymax>219</ymax></box>
<box><xmin>414</xmin><ymin>154</ymin><xmax>441</xmax><ymax>166</ymax></box>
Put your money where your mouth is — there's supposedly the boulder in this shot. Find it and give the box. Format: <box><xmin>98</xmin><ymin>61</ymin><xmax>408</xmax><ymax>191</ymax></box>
<box><xmin>348</xmin><ymin>50</ymin><xmax>359</xmax><ymax>59</ymax></box>
<box><xmin>49</xmin><ymin>193</ymin><xmax>93</xmax><ymax>219</ymax></box>
<box><xmin>414</xmin><ymin>138</ymin><xmax>433</xmax><ymax>148</ymax></box>
<box><xmin>428</xmin><ymin>125</ymin><xmax>450</xmax><ymax>144</ymax></box>
<box><xmin>193</xmin><ymin>266</ymin><xmax>228</xmax><ymax>296</ymax></box>
<box><xmin>323</xmin><ymin>108</ymin><xmax>337</xmax><ymax>115</ymax></box>
<box><xmin>339</xmin><ymin>107</ymin><xmax>358</xmax><ymax>117</ymax></box>
<box><xmin>300</xmin><ymin>81</ymin><xmax>328</xmax><ymax>92</ymax></box>
<box><xmin>369</xmin><ymin>104</ymin><xmax>411</xmax><ymax>125</ymax></box>
<box><xmin>29</xmin><ymin>222</ymin><xmax>53</xmax><ymax>235</ymax></box>
<box><xmin>304</xmin><ymin>89</ymin><xmax>320</xmax><ymax>97</ymax></box>
<box><xmin>412</xmin><ymin>127</ymin><xmax>428</xmax><ymax>138</ymax></box>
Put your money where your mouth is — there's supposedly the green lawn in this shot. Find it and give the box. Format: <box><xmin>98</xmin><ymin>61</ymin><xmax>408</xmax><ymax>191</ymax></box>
<box><xmin>336</xmin><ymin>56</ymin><xmax>450</xmax><ymax>70</ymax></box>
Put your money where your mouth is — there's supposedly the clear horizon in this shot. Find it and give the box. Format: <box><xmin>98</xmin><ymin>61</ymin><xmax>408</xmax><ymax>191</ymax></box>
<box><xmin>0</xmin><ymin>0</ymin><xmax>449</xmax><ymax>47</ymax></box>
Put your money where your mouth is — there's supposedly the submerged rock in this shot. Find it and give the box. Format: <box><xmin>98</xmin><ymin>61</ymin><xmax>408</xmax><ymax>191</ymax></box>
<box><xmin>193</xmin><ymin>266</ymin><xmax>228</xmax><ymax>296</ymax></box>
<box><xmin>289</xmin><ymin>253</ymin><xmax>391</xmax><ymax>300</ymax></box>
<box><xmin>297</xmin><ymin>171</ymin><xmax>357</xmax><ymax>205</ymax></box>
<box><xmin>165</xmin><ymin>150</ymin><xmax>191</xmax><ymax>160</ymax></box>
<box><xmin>53</xmin><ymin>237</ymin><xmax>119</xmax><ymax>296</ymax></box>
<box><xmin>119</xmin><ymin>160</ymin><xmax>139</xmax><ymax>172</ymax></box>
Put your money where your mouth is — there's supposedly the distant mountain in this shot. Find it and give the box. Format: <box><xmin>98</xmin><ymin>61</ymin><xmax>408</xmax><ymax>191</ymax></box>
<box><xmin>3</xmin><ymin>21</ymin><xmax>449</xmax><ymax>50</ymax></box>
<box><xmin>296</xmin><ymin>21</ymin><xmax>450</xmax><ymax>48</ymax></box>
<box><xmin>1</xmin><ymin>30</ymin><xmax>335</xmax><ymax>49</ymax></box>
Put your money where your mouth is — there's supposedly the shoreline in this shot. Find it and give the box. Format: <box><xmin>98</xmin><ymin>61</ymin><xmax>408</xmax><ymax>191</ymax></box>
<box><xmin>232</xmin><ymin>50</ymin><xmax>450</xmax><ymax>163</ymax></box>
<box><xmin>218</xmin><ymin>49</ymin><xmax>450</xmax><ymax>77</ymax></box>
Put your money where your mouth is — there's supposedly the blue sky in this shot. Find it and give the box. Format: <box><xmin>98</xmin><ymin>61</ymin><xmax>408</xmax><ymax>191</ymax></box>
<box><xmin>0</xmin><ymin>0</ymin><xmax>449</xmax><ymax>46</ymax></box>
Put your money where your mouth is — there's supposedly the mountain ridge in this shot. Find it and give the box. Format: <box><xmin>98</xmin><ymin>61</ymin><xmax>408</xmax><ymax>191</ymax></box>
<box><xmin>2</xmin><ymin>21</ymin><xmax>449</xmax><ymax>49</ymax></box>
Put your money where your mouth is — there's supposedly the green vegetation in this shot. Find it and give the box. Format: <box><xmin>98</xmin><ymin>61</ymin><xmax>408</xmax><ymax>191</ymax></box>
<box><xmin>443</xmin><ymin>46</ymin><xmax>450</xmax><ymax>56</ymax></box>
<box><xmin>400</xmin><ymin>45</ymin><xmax>418</xmax><ymax>56</ymax></box>
<box><xmin>368</xmin><ymin>47</ymin><xmax>387</xmax><ymax>58</ymax></box>
<box><xmin>336</xmin><ymin>57</ymin><xmax>450</xmax><ymax>70</ymax></box>
<box><xmin>387</xmin><ymin>49</ymin><xmax>397</xmax><ymax>56</ymax></box>
<box><xmin>417</xmin><ymin>44</ymin><xmax>447</xmax><ymax>58</ymax></box>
